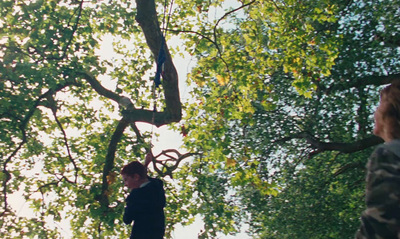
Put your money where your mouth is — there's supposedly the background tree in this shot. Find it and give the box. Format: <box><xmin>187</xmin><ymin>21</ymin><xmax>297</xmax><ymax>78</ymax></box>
<box><xmin>175</xmin><ymin>0</ymin><xmax>400</xmax><ymax>238</ymax></box>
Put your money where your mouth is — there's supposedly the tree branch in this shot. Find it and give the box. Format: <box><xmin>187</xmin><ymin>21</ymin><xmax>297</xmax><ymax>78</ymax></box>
<box><xmin>333</xmin><ymin>162</ymin><xmax>364</xmax><ymax>177</ymax></box>
<box><xmin>95</xmin><ymin>0</ymin><xmax>185</xmax><ymax>208</ymax></box>
<box><xmin>374</xmin><ymin>34</ymin><xmax>400</xmax><ymax>48</ymax></box>
<box><xmin>79</xmin><ymin>63</ymin><xmax>180</xmax><ymax>127</ymax></box>
<box><xmin>1</xmin><ymin>80</ymin><xmax>77</xmax><ymax>217</ymax></box>
<box><xmin>323</xmin><ymin>73</ymin><xmax>400</xmax><ymax>93</ymax></box>
<box><xmin>49</xmin><ymin>102</ymin><xmax>79</xmax><ymax>183</ymax></box>
<box><xmin>99</xmin><ymin>118</ymin><xmax>129</xmax><ymax>208</ymax></box>
<box><xmin>135</xmin><ymin>0</ymin><xmax>181</xmax><ymax>122</ymax></box>
<box><xmin>151</xmin><ymin>149</ymin><xmax>200</xmax><ymax>178</ymax></box>
<box><xmin>79</xmin><ymin>71</ymin><xmax>121</xmax><ymax>103</ymax></box>
<box><xmin>215</xmin><ymin>0</ymin><xmax>256</xmax><ymax>29</ymax></box>
<box><xmin>276</xmin><ymin>132</ymin><xmax>384</xmax><ymax>155</ymax></box>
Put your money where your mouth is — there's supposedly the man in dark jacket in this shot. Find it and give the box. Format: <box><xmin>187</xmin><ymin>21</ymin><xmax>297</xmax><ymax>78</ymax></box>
<box><xmin>121</xmin><ymin>154</ymin><xmax>166</xmax><ymax>239</ymax></box>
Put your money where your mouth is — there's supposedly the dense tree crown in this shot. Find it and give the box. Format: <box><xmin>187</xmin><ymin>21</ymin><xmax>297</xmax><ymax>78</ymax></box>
<box><xmin>1</xmin><ymin>0</ymin><xmax>399</xmax><ymax>238</ymax></box>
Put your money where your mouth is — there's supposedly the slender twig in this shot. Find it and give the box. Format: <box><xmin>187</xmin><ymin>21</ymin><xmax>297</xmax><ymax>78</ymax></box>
<box><xmin>50</xmin><ymin>105</ymin><xmax>79</xmax><ymax>183</ymax></box>
<box><xmin>214</xmin><ymin>0</ymin><xmax>256</xmax><ymax>29</ymax></box>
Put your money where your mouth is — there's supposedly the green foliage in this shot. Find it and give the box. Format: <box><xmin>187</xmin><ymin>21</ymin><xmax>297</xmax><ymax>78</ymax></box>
<box><xmin>0</xmin><ymin>0</ymin><xmax>163</xmax><ymax>237</ymax></box>
<box><xmin>178</xmin><ymin>0</ymin><xmax>400</xmax><ymax>238</ymax></box>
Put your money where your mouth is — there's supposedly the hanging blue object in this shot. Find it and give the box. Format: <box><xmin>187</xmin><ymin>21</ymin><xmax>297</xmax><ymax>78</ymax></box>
<box><xmin>154</xmin><ymin>36</ymin><xmax>166</xmax><ymax>88</ymax></box>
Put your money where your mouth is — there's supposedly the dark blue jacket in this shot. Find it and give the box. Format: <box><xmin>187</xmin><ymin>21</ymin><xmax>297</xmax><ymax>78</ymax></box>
<box><xmin>123</xmin><ymin>178</ymin><xmax>166</xmax><ymax>239</ymax></box>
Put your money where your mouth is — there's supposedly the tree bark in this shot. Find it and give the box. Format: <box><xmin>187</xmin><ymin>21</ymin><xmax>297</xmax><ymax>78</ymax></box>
<box><xmin>134</xmin><ymin>0</ymin><xmax>181</xmax><ymax>123</ymax></box>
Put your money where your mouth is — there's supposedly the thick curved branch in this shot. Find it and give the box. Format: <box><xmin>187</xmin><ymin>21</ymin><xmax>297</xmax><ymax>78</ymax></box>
<box><xmin>135</xmin><ymin>0</ymin><xmax>181</xmax><ymax>122</ymax></box>
<box><xmin>307</xmin><ymin>135</ymin><xmax>383</xmax><ymax>156</ymax></box>
<box><xmin>99</xmin><ymin>118</ymin><xmax>129</xmax><ymax>208</ymax></box>
<box><xmin>80</xmin><ymin>68</ymin><xmax>179</xmax><ymax>127</ymax></box>
<box><xmin>79</xmin><ymin>71</ymin><xmax>121</xmax><ymax>103</ymax></box>
<box><xmin>95</xmin><ymin>0</ymin><xmax>186</xmax><ymax>208</ymax></box>
<box><xmin>79</xmin><ymin>0</ymin><xmax>182</xmax><ymax>127</ymax></box>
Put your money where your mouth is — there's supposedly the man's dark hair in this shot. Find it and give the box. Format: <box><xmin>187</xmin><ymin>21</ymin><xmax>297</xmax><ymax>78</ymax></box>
<box><xmin>121</xmin><ymin>161</ymin><xmax>147</xmax><ymax>179</ymax></box>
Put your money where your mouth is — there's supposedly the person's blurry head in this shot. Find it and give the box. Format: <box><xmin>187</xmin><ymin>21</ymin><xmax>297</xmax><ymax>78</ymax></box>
<box><xmin>374</xmin><ymin>80</ymin><xmax>400</xmax><ymax>142</ymax></box>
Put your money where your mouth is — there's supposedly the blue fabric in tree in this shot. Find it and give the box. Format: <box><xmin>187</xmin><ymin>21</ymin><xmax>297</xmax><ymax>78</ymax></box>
<box><xmin>154</xmin><ymin>36</ymin><xmax>166</xmax><ymax>88</ymax></box>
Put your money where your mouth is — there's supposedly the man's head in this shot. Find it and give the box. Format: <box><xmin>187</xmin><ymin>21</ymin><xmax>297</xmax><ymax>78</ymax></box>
<box><xmin>121</xmin><ymin>161</ymin><xmax>147</xmax><ymax>190</ymax></box>
<box><xmin>374</xmin><ymin>80</ymin><xmax>400</xmax><ymax>141</ymax></box>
